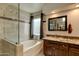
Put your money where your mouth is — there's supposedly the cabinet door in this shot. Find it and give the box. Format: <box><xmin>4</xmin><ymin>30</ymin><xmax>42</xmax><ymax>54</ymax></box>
<box><xmin>55</xmin><ymin>47</ymin><xmax>68</xmax><ymax>56</ymax></box>
<box><xmin>45</xmin><ymin>45</ymin><xmax>55</xmax><ymax>56</ymax></box>
<box><xmin>69</xmin><ymin>47</ymin><xmax>79</xmax><ymax>56</ymax></box>
<box><xmin>44</xmin><ymin>40</ymin><xmax>56</xmax><ymax>56</ymax></box>
<box><xmin>55</xmin><ymin>43</ymin><xmax>68</xmax><ymax>56</ymax></box>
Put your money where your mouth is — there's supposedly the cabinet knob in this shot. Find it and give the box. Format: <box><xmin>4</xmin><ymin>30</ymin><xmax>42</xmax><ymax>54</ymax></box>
<box><xmin>53</xmin><ymin>48</ymin><xmax>55</xmax><ymax>49</ymax></box>
<box><xmin>63</xmin><ymin>45</ymin><xmax>65</xmax><ymax>47</ymax></box>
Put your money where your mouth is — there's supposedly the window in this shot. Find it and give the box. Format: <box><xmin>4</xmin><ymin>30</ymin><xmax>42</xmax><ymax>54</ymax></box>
<box><xmin>33</xmin><ymin>17</ymin><xmax>41</xmax><ymax>36</ymax></box>
<box><xmin>30</xmin><ymin>13</ymin><xmax>44</xmax><ymax>39</ymax></box>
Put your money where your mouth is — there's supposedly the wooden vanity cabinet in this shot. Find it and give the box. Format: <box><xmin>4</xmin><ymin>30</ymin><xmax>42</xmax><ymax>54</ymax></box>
<box><xmin>44</xmin><ymin>40</ymin><xmax>68</xmax><ymax>56</ymax></box>
<box><xmin>44</xmin><ymin>39</ymin><xmax>79</xmax><ymax>56</ymax></box>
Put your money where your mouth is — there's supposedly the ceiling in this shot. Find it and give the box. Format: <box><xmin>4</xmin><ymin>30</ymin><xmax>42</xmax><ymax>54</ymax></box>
<box><xmin>20</xmin><ymin>3</ymin><xmax>73</xmax><ymax>14</ymax></box>
<box><xmin>20</xmin><ymin>3</ymin><xmax>44</xmax><ymax>13</ymax></box>
<box><xmin>9</xmin><ymin>3</ymin><xmax>73</xmax><ymax>15</ymax></box>
<box><xmin>42</xmin><ymin>3</ymin><xmax>73</xmax><ymax>15</ymax></box>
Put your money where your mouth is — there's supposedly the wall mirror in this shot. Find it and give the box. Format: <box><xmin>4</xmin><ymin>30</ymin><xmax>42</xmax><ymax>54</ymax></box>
<box><xmin>48</xmin><ymin>15</ymin><xmax>67</xmax><ymax>31</ymax></box>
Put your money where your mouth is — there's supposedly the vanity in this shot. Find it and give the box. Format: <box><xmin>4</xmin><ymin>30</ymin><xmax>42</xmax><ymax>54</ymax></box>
<box><xmin>44</xmin><ymin>15</ymin><xmax>79</xmax><ymax>56</ymax></box>
<box><xmin>43</xmin><ymin>35</ymin><xmax>79</xmax><ymax>56</ymax></box>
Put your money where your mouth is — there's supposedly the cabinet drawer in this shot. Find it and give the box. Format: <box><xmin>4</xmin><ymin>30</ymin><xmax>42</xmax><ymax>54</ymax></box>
<box><xmin>45</xmin><ymin>40</ymin><xmax>58</xmax><ymax>44</ymax></box>
<box><xmin>45</xmin><ymin>40</ymin><xmax>58</xmax><ymax>47</ymax></box>
<box><xmin>44</xmin><ymin>40</ymin><xmax>58</xmax><ymax>47</ymax></box>
<box><xmin>69</xmin><ymin>44</ymin><xmax>79</xmax><ymax>49</ymax></box>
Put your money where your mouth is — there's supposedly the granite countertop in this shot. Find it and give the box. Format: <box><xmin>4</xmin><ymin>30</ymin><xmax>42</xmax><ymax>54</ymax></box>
<box><xmin>43</xmin><ymin>37</ymin><xmax>79</xmax><ymax>45</ymax></box>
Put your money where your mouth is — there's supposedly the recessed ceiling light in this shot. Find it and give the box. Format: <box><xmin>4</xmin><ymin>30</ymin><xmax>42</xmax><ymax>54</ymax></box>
<box><xmin>76</xmin><ymin>5</ymin><xmax>79</xmax><ymax>7</ymax></box>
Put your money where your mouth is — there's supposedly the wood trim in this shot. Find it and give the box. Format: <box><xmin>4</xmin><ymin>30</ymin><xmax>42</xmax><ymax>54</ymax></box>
<box><xmin>42</xmin><ymin>21</ymin><xmax>46</xmax><ymax>23</ymax></box>
<box><xmin>29</xmin><ymin>15</ymin><xmax>33</xmax><ymax>39</ymax></box>
<box><xmin>40</xmin><ymin>13</ymin><xmax>44</xmax><ymax>39</ymax></box>
<box><xmin>0</xmin><ymin>16</ymin><xmax>28</xmax><ymax>23</ymax></box>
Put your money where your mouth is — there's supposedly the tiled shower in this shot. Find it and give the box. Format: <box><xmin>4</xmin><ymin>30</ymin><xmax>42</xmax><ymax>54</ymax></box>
<box><xmin>0</xmin><ymin>3</ymin><xmax>30</xmax><ymax>56</ymax></box>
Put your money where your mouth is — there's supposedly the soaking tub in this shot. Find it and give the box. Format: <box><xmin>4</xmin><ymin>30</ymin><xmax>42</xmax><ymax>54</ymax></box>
<box><xmin>21</xmin><ymin>40</ymin><xmax>43</xmax><ymax>56</ymax></box>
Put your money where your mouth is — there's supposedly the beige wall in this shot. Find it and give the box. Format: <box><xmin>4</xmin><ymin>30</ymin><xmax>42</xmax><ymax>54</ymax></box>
<box><xmin>46</xmin><ymin>8</ymin><xmax>79</xmax><ymax>37</ymax></box>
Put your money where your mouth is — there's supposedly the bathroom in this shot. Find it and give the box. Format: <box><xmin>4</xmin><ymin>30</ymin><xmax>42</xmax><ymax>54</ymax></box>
<box><xmin>0</xmin><ymin>3</ymin><xmax>79</xmax><ymax>56</ymax></box>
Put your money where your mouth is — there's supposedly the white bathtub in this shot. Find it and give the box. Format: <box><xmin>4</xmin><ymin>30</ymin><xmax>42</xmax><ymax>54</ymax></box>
<box><xmin>21</xmin><ymin>40</ymin><xmax>43</xmax><ymax>56</ymax></box>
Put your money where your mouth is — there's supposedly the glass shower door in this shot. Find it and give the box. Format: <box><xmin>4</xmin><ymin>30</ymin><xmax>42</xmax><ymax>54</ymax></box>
<box><xmin>4</xmin><ymin>19</ymin><xmax>19</xmax><ymax>44</ymax></box>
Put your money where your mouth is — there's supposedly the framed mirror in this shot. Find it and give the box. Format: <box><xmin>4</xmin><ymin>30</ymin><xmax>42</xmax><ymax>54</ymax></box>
<box><xmin>48</xmin><ymin>15</ymin><xmax>67</xmax><ymax>31</ymax></box>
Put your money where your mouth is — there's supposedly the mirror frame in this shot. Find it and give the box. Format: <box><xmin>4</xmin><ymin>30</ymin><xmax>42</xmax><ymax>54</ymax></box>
<box><xmin>48</xmin><ymin>15</ymin><xmax>67</xmax><ymax>31</ymax></box>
